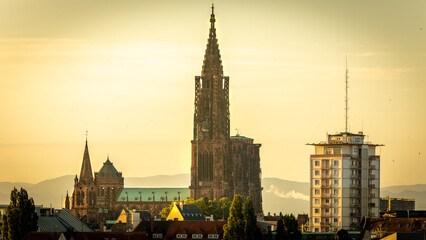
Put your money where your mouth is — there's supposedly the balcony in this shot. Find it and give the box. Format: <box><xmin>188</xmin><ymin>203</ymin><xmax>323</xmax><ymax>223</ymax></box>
<box><xmin>369</xmin><ymin>184</ymin><xmax>376</xmax><ymax>188</ymax></box>
<box><xmin>368</xmin><ymin>202</ymin><xmax>376</xmax><ymax>207</ymax></box>
<box><xmin>321</xmin><ymin>212</ymin><xmax>331</xmax><ymax>217</ymax></box>
<box><xmin>350</xmin><ymin>222</ymin><xmax>360</xmax><ymax>230</ymax></box>
<box><xmin>369</xmin><ymin>155</ymin><xmax>380</xmax><ymax>160</ymax></box>
<box><xmin>321</xmin><ymin>174</ymin><xmax>331</xmax><ymax>179</ymax></box>
<box><xmin>369</xmin><ymin>165</ymin><xmax>376</xmax><ymax>170</ymax></box>
<box><xmin>322</xmin><ymin>165</ymin><xmax>331</xmax><ymax>169</ymax></box>
<box><xmin>369</xmin><ymin>194</ymin><xmax>376</xmax><ymax>198</ymax></box>
<box><xmin>321</xmin><ymin>184</ymin><xmax>331</xmax><ymax>188</ymax></box>
<box><xmin>321</xmin><ymin>202</ymin><xmax>331</xmax><ymax>208</ymax></box>
<box><xmin>369</xmin><ymin>174</ymin><xmax>376</xmax><ymax>179</ymax></box>
<box><xmin>350</xmin><ymin>193</ymin><xmax>359</xmax><ymax>198</ymax></box>
<box><xmin>350</xmin><ymin>165</ymin><xmax>361</xmax><ymax>170</ymax></box>
<box><xmin>350</xmin><ymin>184</ymin><xmax>360</xmax><ymax>188</ymax></box>
<box><xmin>321</xmin><ymin>193</ymin><xmax>330</xmax><ymax>198</ymax></box>
<box><xmin>350</xmin><ymin>212</ymin><xmax>361</xmax><ymax>217</ymax></box>
<box><xmin>350</xmin><ymin>174</ymin><xmax>361</xmax><ymax>179</ymax></box>
<box><xmin>320</xmin><ymin>222</ymin><xmax>330</xmax><ymax>227</ymax></box>
<box><xmin>351</xmin><ymin>202</ymin><xmax>360</xmax><ymax>207</ymax></box>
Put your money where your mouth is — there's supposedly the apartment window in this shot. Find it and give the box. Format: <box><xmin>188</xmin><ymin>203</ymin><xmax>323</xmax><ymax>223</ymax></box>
<box><xmin>315</xmin><ymin>228</ymin><xmax>319</xmax><ymax>232</ymax></box>
<box><xmin>333</xmin><ymin>189</ymin><xmax>338</xmax><ymax>194</ymax></box>
<box><xmin>334</xmin><ymin>218</ymin><xmax>338</xmax><ymax>223</ymax></box>
<box><xmin>315</xmin><ymin>189</ymin><xmax>320</xmax><ymax>195</ymax></box>
<box><xmin>315</xmin><ymin>180</ymin><xmax>320</xmax><ymax>185</ymax></box>
<box><xmin>315</xmin><ymin>209</ymin><xmax>319</xmax><ymax>214</ymax></box>
<box><xmin>315</xmin><ymin>170</ymin><xmax>320</xmax><ymax>176</ymax></box>
<box><xmin>315</xmin><ymin>218</ymin><xmax>319</xmax><ymax>223</ymax></box>
<box><xmin>325</xmin><ymin>148</ymin><xmax>332</xmax><ymax>154</ymax></box>
<box><xmin>334</xmin><ymin>170</ymin><xmax>338</xmax><ymax>176</ymax></box>
<box><xmin>315</xmin><ymin>199</ymin><xmax>320</xmax><ymax>204</ymax></box>
<box><xmin>334</xmin><ymin>180</ymin><xmax>338</xmax><ymax>185</ymax></box>
<box><xmin>315</xmin><ymin>161</ymin><xmax>320</xmax><ymax>166</ymax></box>
<box><xmin>334</xmin><ymin>160</ymin><xmax>339</xmax><ymax>166</ymax></box>
<box><xmin>325</xmin><ymin>199</ymin><xmax>329</xmax><ymax>203</ymax></box>
<box><xmin>333</xmin><ymin>148</ymin><xmax>341</xmax><ymax>154</ymax></box>
<box><xmin>325</xmin><ymin>208</ymin><xmax>329</xmax><ymax>213</ymax></box>
<box><xmin>334</xmin><ymin>208</ymin><xmax>337</xmax><ymax>214</ymax></box>
<box><xmin>334</xmin><ymin>199</ymin><xmax>338</xmax><ymax>204</ymax></box>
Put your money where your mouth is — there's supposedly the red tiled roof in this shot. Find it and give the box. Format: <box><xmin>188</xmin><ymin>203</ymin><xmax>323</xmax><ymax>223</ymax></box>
<box><xmin>164</xmin><ymin>221</ymin><xmax>226</xmax><ymax>240</ymax></box>
<box><xmin>132</xmin><ymin>220</ymin><xmax>227</xmax><ymax>240</ymax></box>
<box><xmin>23</xmin><ymin>232</ymin><xmax>148</xmax><ymax>240</ymax></box>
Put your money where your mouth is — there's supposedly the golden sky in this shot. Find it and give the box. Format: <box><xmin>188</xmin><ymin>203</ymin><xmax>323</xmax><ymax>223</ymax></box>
<box><xmin>0</xmin><ymin>0</ymin><xmax>425</xmax><ymax>187</ymax></box>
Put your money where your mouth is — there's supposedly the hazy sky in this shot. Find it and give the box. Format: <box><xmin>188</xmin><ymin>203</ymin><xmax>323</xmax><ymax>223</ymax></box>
<box><xmin>0</xmin><ymin>0</ymin><xmax>425</xmax><ymax>187</ymax></box>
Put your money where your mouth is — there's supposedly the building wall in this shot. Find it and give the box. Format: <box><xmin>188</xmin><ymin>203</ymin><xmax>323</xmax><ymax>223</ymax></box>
<box><xmin>190</xmin><ymin>137</ymin><xmax>263</xmax><ymax>214</ymax></box>
<box><xmin>309</xmin><ymin>132</ymin><xmax>381</xmax><ymax>232</ymax></box>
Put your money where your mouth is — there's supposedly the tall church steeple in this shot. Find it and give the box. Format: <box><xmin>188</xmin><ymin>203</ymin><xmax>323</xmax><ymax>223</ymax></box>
<box><xmin>194</xmin><ymin>4</ymin><xmax>230</xmax><ymax>140</ymax></box>
<box><xmin>79</xmin><ymin>137</ymin><xmax>93</xmax><ymax>184</ymax></box>
<box><xmin>201</xmin><ymin>4</ymin><xmax>223</xmax><ymax>78</ymax></box>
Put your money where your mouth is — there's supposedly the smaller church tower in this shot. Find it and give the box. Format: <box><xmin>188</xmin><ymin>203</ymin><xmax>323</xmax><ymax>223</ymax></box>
<box><xmin>94</xmin><ymin>156</ymin><xmax>124</xmax><ymax>219</ymax></box>
<box><xmin>65</xmin><ymin>191</ymin><xmax>70</xmax><ymax>210</ymax></box>
<box><xmin>71</xmin><ymin>137</ymin><xmax>98</xmax><ymax>223</ymax></box>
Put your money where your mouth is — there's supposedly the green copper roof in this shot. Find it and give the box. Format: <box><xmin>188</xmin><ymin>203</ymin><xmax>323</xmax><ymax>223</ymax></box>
<box><xmin>116</xmin><ymin>188</ymin><xmax>190</xmax><ymax>202</ymax></box>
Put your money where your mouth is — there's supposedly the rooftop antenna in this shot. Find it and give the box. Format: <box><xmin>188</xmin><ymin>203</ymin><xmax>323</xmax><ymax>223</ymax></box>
<box><xmin>345</xmin><ymin>56</ymin><xmax>349</xmax><ymax>133</ymax></box>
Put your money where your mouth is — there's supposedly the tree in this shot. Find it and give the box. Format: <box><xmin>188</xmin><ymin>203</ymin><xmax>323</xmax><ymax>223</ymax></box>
<box><xmin>283</xmin><ymin>214</ymin><xmax>302</xmax><ymax>240</ymax></box>
<box><xmin>244</xmin><ymin>196</ymin><xmax>260</xmax><ymax>240</ymax></box>
<box><xmin>276</xmin><ymin>214</ymin><xmax>302</xmax><ymax>240</ymax></box>
<box><xmin>1</xmin><ymin>188</ymin><xmax>38</xmax><ymax>240</ymax></box>
<box><xmin>276</xmin><ymin>215</ymin><xmax>287</xmax><ymax>240</ymax></box>
<box><xmin>160</xmin><ymin>197</ymin><xmax>232</xmax><ymax>220</ymax></box>
<box><xmin>223</xmin><ymin>195</ymin><xmax>244</xmax><ymax>240</ymax></box>
<box><xmin>334</xmin><ymin>229</ymin><xmax>350</xmax><ymax>240</ymax></box>
<box><xmin>159</xmin><ymin>201</ymin><xmax>179</xmax><ymax>219</ymax></box>
<box><xmin>219</xmin><ymin>197</ymin><xmax>231</xmax><ymax>220</ymax></box>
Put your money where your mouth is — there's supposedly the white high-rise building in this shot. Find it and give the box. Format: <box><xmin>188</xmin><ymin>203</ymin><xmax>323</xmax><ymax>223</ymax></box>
<box><xmin>308</xmin><ymin>132</ymin><xmax>382</xmax><ymax>232</ymax></box>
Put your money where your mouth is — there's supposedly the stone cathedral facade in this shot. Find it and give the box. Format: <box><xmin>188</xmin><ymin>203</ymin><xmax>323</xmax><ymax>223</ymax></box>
<box><xmin>190</xmin><ymin>6</ymin><xmax>263</xmax><ymax>214</ymax></box>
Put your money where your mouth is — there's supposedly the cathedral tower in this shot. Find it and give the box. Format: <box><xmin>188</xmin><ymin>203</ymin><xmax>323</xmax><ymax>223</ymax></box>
<box><xmin>190</xmin><ymin>5</ymin><xmax>263</xmax><ymax>214</ymax></box>
<box><xmin>71</xmin><ymin>138</ymin><xmax>98</xmax><ymax>223</ymax></box>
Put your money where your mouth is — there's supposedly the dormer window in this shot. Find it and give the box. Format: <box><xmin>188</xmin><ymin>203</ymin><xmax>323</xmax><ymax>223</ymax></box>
<box><xmin>192</xmin><ymin>234</ymin><xmax>203</xmax><ymax>239</ymax></box>
<box><xmin>176</xmin><ymin>234</ymin><xmax>187</xmax><ymax>239</ymax></box>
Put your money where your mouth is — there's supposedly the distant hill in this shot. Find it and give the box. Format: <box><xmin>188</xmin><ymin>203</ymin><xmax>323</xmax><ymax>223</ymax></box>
<box><xmin>262</xmin><ymin>178</ymin><xmax>309</xmax><ymax>215</ymax></box>
<box><xmin>0</xmin><ymin>175</ymin><xmax>425</xmax><ymax>215</ymax></box>
<box><xmin>381</xmin><ymin>184</ymin><xmax>426</xmax><ymax>209</ymax></box>
<box><xmin>0</xmin><ymin>182</ymin><xmax>34</xmax><ymax>205</ymax></box>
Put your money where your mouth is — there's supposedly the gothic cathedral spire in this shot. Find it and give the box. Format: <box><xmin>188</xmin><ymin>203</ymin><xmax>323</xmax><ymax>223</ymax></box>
<box><xmin>79</xmin><ymin>138</ymin><xmax>93</xmax><ymax>184</ymax></box>
<box><xmin>191</xmin><ymin>5</ymin><xmax>263</xmax><ymax>214</ymax></box>
<box><xmin>194</xmin><ymin>4</ymin><xmax>230</xmax><ymax>141</ymax></box>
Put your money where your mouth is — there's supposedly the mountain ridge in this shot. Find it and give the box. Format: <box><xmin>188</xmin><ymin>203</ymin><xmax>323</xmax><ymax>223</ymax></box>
<box><xmin>1</xmin><ymin>174</ymin><xmax>425</xmax><ymax>215</ymax></box>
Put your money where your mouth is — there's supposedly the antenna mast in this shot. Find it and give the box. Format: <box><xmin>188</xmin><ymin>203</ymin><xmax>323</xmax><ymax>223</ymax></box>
<box><xmin>345</xmin><ymin>56</ymin><xmax>349</xmax><ymax>132</ymax></box>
